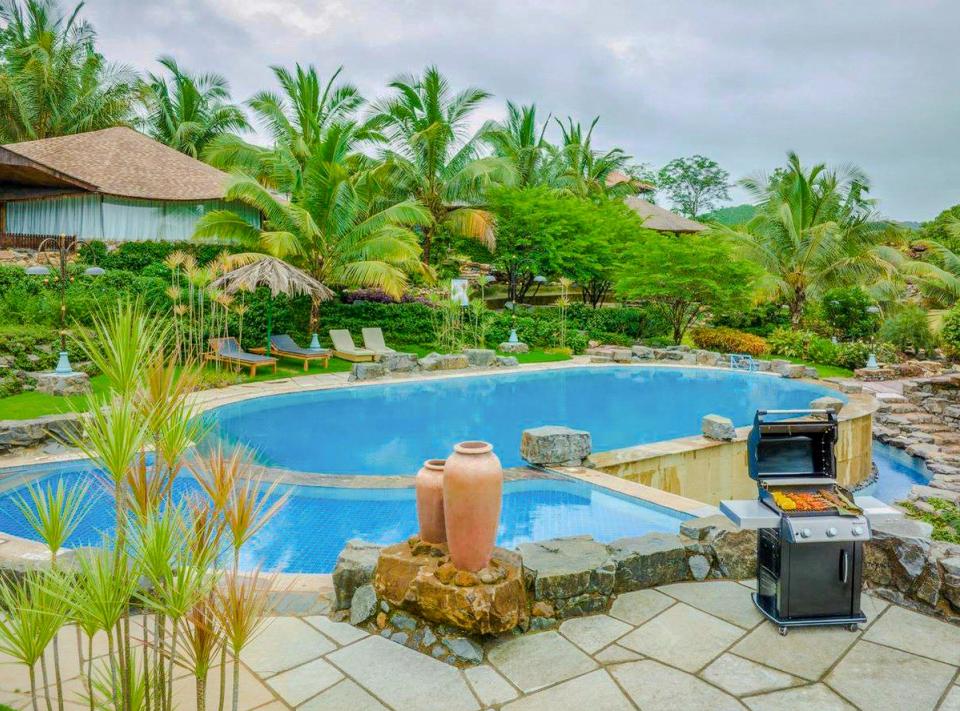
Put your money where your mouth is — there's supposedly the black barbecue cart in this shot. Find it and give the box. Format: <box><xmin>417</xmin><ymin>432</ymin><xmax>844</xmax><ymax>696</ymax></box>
<box><xmin>744</xmin><ymin>409</ymin><xmax>869</xmax><ymax>635</ymax></box>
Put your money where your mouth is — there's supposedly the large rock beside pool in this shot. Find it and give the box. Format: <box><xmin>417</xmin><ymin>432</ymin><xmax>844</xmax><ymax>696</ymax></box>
<box><xmin>701</xmin><ymin>414</ymin><xmax>736</xmax><ymax>441</ymax></box>
<box><xmin>374</xmin><ymin>537</ymin><xmax>527</xmax><ymax>635</ymax></box>
<box><xmin>520</xmin><ymin>425</ymin><xmax>592</xmax><ymax>466</ymax></box>
<box><xmin>382</xmin><ymin>352</ymin><xmax>419</xmax><ymax>372</ymax></box>
<box><xmin>33</xmin><ymin>370</ymin><xmax>90</xmax><ymax>396</ymax></box>
<box><xmin>519</xmin><ymin>536</ymin><xmax>615</xmax><ymax>618</ymax></box>
<box><xmin>608</xmin><ymin>533</ymin><xmax>690</xmax><ymax>592</ymax></box>
<box><xmin>463</xmin><ymin>348</ymin><xmax>496</xmax><ymax>367</ymax></box>
<box><xmin>810</xmin><ymin>396</ymin><xmax>844</xmax><ymax>414</ymax></box>
<box><xmin>681</xmin><ymin>515</ymin><xmax>756</xmax><ymax>580</ymax></box>
<box><xmin>333</xmin><ymin>540</ymin><xmax>384</xmax><ymax>610</ymax></box>
<box><xmin>0</xmin><ymin>412</ymin><xmax>84</xmax><ymax>454</ymax></box>
<box><xmin>499</xmin><ymin>341</ymin><xmax>529</xmax><ymax>354</ymax></box>
<box><xmin>419</xmin><ymin>353</ymin><xmax>469</xmax><ymax>371</ymax></box>
<box><xmin>349</xmin><ymin>362</ymin><xmax>387</xmax><ymax>381</ymax></box>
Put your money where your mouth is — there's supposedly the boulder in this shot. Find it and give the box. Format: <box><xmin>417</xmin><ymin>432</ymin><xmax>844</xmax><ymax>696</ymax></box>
<box><xmin>350</xmin><ymin>584</ymin><xmax>378</xmax><ymax>624</ymax></box>
<box><xmin>782</xmin><ymin>364</ymin><xmax>807</xmax><ymax>379</ymax></box>
<box><xmin>419</xmin><ymin>353</ymin><xmax>469</xmax><ymax>371</ymax></box>
<box><xmin>810</xmin><ymin>396</ymin><xmax>844</xmax><ymax>414</ymax></box>
<box><xmin>688</xmin><ymin>555</ymin><xmax>711</xmax><ymax>581</ymax></box>
<box><xmin>0</xmin><ymin>413</ymin><xmax>83</xmax><ymax>454</ymax></box>
<box><xmin>520</xmin><ymin>425</ymin><xmax>591</xmax><ymax>466</ymax></box>
<box><xmin>631</xmin><ymin>346</ymin><xmax>655</xmax><ymax>360</ymax></box>
<box><xmin>755</xmin><ymin>360</ymin><xmax>772</xmax><ymax>372</ymax></box>
<box><xmin>463</xmin><ymin>348</ymin><xmax>496</xmax><ymax>367</ymax></box>
<box><xmin>382</xmin><ymin>352</ymin><xmax>419</xmax><ymax>372</ymax></box>
<box><xmin>32</xmin><ymin>371</ymin><xmax>90</xmax><ymax>396</ymax></box>
<box><xmin>373</xmin><ymin>538</ymin><xmax>526</xmax><ymax>635</ymax></box>
<box><xmin>496</xmin><ymin>355</ymin><xmax>519</xmax><ymax>367</ymax></box>
<box><xmin>518</xmin><ymin>536</ymin><xmax>615</xmax><ymax>617</ymax></box>
<box><xmin>609</xmin><ymin>533</ymin><xmax>690</xmax><ymax>592</ymax></box>
<box><xmin>864</xmin><ymin>518</ymin><xmax>933</xmax><ymax>592</ymax></box>
<box><xmin>701</xmin><ymin>414</ymin><xmax>736</xmax><ymax>441</ymax></box>
<box><xmin>333</xmin><ymin>540</ymin><xmax>383</xmax><ymax>610</ymax></box>
<box><xmin>348</xmin><ymin>362</ymin><xmax>387</xmax><ymax>381</ymax></box>
<box><xmin>611</xmin><ymin>348</ymin><xmax>632</xmax><ymax>363</ymax></box>
<box><xmin>942</xmin><ymin>557</ymin><xmax>960</xmax><ymax>610</ymax></box>
<box><xmin>498</xmin><ymin>341</ymin><xmax>529</xmax><ymax>354</ymax></box>
<box><xmin>680</xmin><ymin>515</ymin><xmax>756</xmax><ymax>580</ymax></box>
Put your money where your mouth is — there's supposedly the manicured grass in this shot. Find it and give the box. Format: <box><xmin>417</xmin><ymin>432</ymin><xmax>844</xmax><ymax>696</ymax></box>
<box><xmin>758</xmin><ymin>355</ymin><xmax>853</xmax><ymax>379</ymax></box>
<box><xmin>0</xmin><ymin>373</ymin><xmax>111</xmax><ymax>420</ymax></box>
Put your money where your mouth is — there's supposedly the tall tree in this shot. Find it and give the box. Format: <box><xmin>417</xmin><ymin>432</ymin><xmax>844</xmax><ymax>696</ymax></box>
<box><xmin>482</xmin><ymin>102</ymin><xmax>551</xmax><ymax>188</ymax></box>
<box><xmin>140</xmin><ymin>55</ymin><xmax>248</xmax><ymax>158</ymax></box>
<box><xmin>194</xmin><ymin>121</ymin><xmax>429</xmax><ymax>330</ymax></box>
<box><xmin>205</xmin><ymin>64</ymin><xmax>374</xmax><ymax>195</ymax></box>
<box><xmin>372</xmin><ymin>65</ymin><xmax>511</xmax><ymax>264</ymax></box>
<box><xmin>0</xmin><ymin>0</ymin><xmax>138</xmax><ymax>142</ymax></box>
<box><xmin>657</xmin><ymin>155</ymin><xmax>730</xmax><ymax>217</ymax></box>
<box><xmin>548</xmin><ymin>116</ymin><xmax>632</xmax><ymax>199</ymax></box>
<box><xmin>616</xmin><ymin>233</ymin><xmax>759</xmax><ymax>343</ymax></box>
<box><xmin>720</xmin><ymin>152</ymin><xmax>897</xmax><ymax>326</ymax></box>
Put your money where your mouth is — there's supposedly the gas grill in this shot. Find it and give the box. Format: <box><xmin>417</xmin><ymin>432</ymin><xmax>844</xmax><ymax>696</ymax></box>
<box><xmin>720</xmin><ymin>409</ymin><xmax>898</xmax><ymax>636</ymax></box>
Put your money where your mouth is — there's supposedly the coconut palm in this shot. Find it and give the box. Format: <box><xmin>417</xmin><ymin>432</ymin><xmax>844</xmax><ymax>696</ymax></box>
<box><xmin>372</xmin><ymin>65</ymin><xmax>512</xmax><ymax>264</ymax></box>
<box><xmin>719</xmin><ymin>152</ymin><xmax>897</xmax><ymax>326</ymax></box>
<box><xmin>0</xmin><ymin>0</ymin><xmax>138</xmax><ymax>142</ymax></box>
<box><xmin>204</xmin><ymin>64</ymin><xmax>375</xmax><ymax>195</ymax></box>
<box><xmin>547</xmin><ymin>116</ymin><xmax>632</xmax><ymax>198</ymax></box>
<box><xmin>139</xmin><ymin>55</ymin><xmax>248</xmax><ymax>158</ymax></box>
<box><xmin>482</xmin><ymin>102</ymin><xmax>551</xmax><ymax>188</ymax></box>
<box><xmin>195</xmin><ymin>120</ymin><xmax>429</xmax><ymax>330</ymax></box>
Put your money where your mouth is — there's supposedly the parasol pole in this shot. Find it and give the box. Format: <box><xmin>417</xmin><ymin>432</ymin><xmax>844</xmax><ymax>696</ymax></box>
<box><xmin>265</xmin><ymin>296</ymin><xmax>273</xmax><ymax>357</ymax></box>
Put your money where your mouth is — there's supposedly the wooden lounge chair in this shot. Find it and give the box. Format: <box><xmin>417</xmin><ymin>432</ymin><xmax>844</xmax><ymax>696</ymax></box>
<box><xmin>329</xmin><ymin>329</ymin><xmax>377</xmax><ymax>362</ymax></box>
<box><xmin>205</xmin><ymin>337</ymin><xmax>277</xmax><ymax>377</ymax></box>
<box><xmin>251</xmin><ymin>334</ymin><xmax>330</xmax><ymax>372</ymax></box>
<box><xmin>361</xmin><ymin>327</ymin><xmax>396</xmax><ymax>356</ymax></box>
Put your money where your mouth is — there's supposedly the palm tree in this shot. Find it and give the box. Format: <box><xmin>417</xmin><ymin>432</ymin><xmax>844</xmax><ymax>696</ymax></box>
<box><xmin>720</xmin><ymin>152</ymin><xmax>897</xmax><ymax>326</ymax></box>
<box><xmin>204</xmin><ymin>64</ymin><xmax>374</xmax><ymax>195</ymax></box>
<box><xmin>547</xmin><ymin>116</ymin><xmax>632</xmax><ymax>199</ymax></box>
<box><xmin>0</xmin><ymin>0</ymin><xmax>138</xmax><ymax>142</ymax></box>
<box><xmin>194</xmin><ymin>121</ymin><xmax>429</xmax><ymax>331</ymax></box>
<box><xmin>139</xmin><ymin>55</ymin><xmax>248</xmax><ymax>158</ymax></box>
<box><xmin>482</xmin><ymin>102</ymin><xmax>551</xmax><ymax>188</ymax></box>
<box><xmin>371</xmin><ymin>65</ymin><xmax>511</xmax><ymax>264</ymax></box>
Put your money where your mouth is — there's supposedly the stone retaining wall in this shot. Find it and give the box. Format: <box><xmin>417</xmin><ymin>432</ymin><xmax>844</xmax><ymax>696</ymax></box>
<box><xmin>903</xmin><ymin>373</ymin><xmax>960</xmax><ymax>430</ymax></box>
<box><xmin>0</xmin><ymin>413</ymin><xmax>83</xmax><ymax>454</ymax></box>
<box><xmin>348</xmin><ymin>349</ymin><xmax>518</xmax><ymax>381</ymax></box>
<box><xmin>585</xmin><ymin>345</ymin><xmax>818</xmax><ymax>379</ymax></box>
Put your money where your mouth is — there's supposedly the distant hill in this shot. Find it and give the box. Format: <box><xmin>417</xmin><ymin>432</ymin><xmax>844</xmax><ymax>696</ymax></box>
<box><xmin>699</xmin><ymin>204</ymin><xmax>757</xmax><ymax>226</ymax></box>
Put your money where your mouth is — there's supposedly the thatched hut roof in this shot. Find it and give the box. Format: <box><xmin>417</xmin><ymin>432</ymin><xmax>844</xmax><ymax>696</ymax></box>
<box><xmin>210</xmin><ymin>256</ymin><xmax>335</xmax><ymax>301</ymax></box>
<box><xmin>624</xmin><ymin>197</ymin><xmax>708</xmax><ymax>234</ymax></box>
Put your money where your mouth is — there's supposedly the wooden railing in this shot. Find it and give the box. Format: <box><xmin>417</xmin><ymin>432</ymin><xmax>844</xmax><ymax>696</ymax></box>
<box><xmin>0</xmin><ymin>233</ymin><xmax>76</xmax><ymax>250</ymax></box>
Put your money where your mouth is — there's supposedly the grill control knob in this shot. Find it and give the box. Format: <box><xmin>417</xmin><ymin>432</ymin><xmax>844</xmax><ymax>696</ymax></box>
<box><xmin>826</xmin><ymin>527</ymin><xmax>838</xmax><ymax>537</ymax></box>
<box><xmin>800</xmin><ymin>528</ymin><xmax>812</xmax><ymax>539</ymax></box>
<box><xmin>852</xmin><ymin>526</ymin><xmax>864</xmax><ymax>536</ymax></box>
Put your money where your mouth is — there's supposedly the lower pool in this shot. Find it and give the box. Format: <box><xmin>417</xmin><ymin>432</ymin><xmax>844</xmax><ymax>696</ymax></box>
<box><xmin>0</xmin><ymin>462</ymin><xmax>690</xmax><ymax>574</ymax></box>
<box><xmin>863</xmin><ymin>441</ymin><xmax>932</xmax><ymax>504</ymax></box>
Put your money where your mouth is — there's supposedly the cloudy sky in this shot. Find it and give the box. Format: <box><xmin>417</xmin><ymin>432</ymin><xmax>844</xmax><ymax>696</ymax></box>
<box><xmin>84</xmin><ymin>0</ymin><xmax>958</xmax><ymax>221</ymax></box>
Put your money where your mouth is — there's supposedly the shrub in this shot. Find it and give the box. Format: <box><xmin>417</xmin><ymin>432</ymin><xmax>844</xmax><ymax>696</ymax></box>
<box><xmin>941</xmin><ymin>305</ymin><xmax>960</xmax><ymax>356</ymax></box>
<box><xmin>806</xmin><ymin>337</ymin><xmax>839</xmax><ymax>365</ymax></box>
<box><xmin>819</xmin><ymin>287</ymin><xmax>880</xmax><ymax>340</ymax></box>
<box><xmin>690</xmin><ymin>326</ymin><xmax>768</xmax><ymax>356</ymax></box>
<box><xmin>711</xmin><ymin>301</ymin><xmax>791</xmax><ymax>337</ymax></box>
<box><xmin>878</xmin><ymin>306</ymin><xmax>938</xmax><ymax>354</ymax></box>
<box><xmin>0</xmin><ymin>324</ymin><xmax>70</xmax><ymax>371</ymax></box>
<box><xmin>833</xmin><ymin>341</ymin><xmax>871</xmax><ymax>370</ymax></box>
<box><xmin>767</xmin><ymin>328</ymin><xmax>817</xmax><ymax>359</ymax></box>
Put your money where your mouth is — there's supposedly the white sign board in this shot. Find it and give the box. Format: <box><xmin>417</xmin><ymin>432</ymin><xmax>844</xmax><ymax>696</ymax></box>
<box><xmin>451</xmin><ymin>278</ymin><xmax>469</xmax><ymax>306</ymax></box>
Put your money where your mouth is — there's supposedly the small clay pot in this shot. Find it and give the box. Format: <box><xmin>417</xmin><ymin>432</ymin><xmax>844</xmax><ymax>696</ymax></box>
<box><xmin>443</xmin><ymin>441</ymin><xmax>503</xmax><ymax>571</ymax></box>
<box><xmin>415</xmin><ymin>458</ymin><xmax>447</xmax><ymax>543</ymax></box>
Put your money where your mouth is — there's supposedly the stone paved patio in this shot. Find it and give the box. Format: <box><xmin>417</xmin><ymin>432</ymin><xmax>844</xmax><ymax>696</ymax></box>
<box><xmin>3</xmin><ymin>580</ymin><xmax>960</xmax><ymax>710</ymax></box>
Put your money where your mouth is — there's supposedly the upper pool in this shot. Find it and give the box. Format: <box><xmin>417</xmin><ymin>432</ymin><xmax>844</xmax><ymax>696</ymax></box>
<box><xmin>204</xmin><ymin>366</ymin><xmax>841</xmax><ymax>475</ymax></box>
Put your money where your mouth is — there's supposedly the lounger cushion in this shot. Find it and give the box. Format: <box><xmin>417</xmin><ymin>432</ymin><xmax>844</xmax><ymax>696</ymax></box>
<box><xmin>271</xmin><ymin>334</ymin><xmax>329</xmax><ymax>356</ymax></box>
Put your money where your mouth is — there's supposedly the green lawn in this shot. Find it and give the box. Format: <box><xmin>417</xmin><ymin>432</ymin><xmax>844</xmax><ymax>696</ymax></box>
<box><xmin>0</xmin><ymin>346</ymin><xmax>570</xmax><ymax>420</ymax></box>
<box><xmin>759</xmin><ymin>355</ymin><xmax>853</xmax><ymax>379</ymax></box>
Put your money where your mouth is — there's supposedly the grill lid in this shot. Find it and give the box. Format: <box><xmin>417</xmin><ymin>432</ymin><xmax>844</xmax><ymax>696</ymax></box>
<box><xmin>748</xmin><ymin>409</ymin><xmax>838</xmax><ymax>481</ymax></box>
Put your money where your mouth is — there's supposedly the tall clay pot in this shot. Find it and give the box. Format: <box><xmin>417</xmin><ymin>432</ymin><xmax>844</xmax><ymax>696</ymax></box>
<box><xmin>443</xmin><ymin>441</ymin><xmax>503</xmax><ymax>571</ymax></box>
<box><xmin>416</xmin><ymin>459</ymin><xmax>447</xmax><ymax>543</ymax></box>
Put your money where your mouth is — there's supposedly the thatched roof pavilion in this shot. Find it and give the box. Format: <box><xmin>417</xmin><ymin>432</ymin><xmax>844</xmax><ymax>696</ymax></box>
<box><xmin>624</xmin><ymin>197</ymin><xmax>708</xmax><ymax>234</ymax></box>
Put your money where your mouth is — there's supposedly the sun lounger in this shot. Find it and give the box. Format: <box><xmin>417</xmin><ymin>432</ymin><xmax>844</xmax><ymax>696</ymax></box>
<box><xmin>361</xmin><ymin>327</ymin><xmax>396</xmax><ymax>356</ymax></box>
<box><xmin>329</xmin><ymin>329</ymin><xmax>377</xmax><ymax>362</ymax></box>
<box><xmin>250</xmin><ymin>334</ymin><xmax>330</xmax><ymax>371</ymax></box>
<box><xmin>205</xmin><ymin>338</ymin><xmax>277</xmax><ymax>377</ymax></box>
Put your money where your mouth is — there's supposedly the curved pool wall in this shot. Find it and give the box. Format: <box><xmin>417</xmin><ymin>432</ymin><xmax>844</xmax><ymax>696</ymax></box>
<box><xmin>0</xmin><ymin>460</ymin><xmax>690</xmax><ymax>574</ymax></box>
<box><xmin>203</xmin><ymin>365</ymin><xmax>847</xmax><ymax>477</ymax></box>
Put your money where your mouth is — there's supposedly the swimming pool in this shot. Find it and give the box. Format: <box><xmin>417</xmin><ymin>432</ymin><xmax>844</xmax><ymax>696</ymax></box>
<box><xmin>0</xmin><ymin>462</ymin><xmax>691</xmax><ymax>573</ymax></box>
<box><xmin>204</xmin><ymin>366</ymin><xmax>841</xmax><ymax>475</ymax></box>
<box><xmin>863</xmin><ymin>441</ymin><xmax>932</xmax><ymax>503</ymax></box>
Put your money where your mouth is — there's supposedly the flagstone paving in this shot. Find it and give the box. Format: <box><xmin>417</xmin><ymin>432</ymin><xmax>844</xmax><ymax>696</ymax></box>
<box><xmin>3</xmin><ymin>581</ymin><xmax>960</xmax><ymax>710</ymax></box>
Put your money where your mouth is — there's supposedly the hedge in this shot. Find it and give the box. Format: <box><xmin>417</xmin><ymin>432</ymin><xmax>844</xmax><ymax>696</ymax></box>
<box><xmin>690</xmin><ymin>326</ymin><xmax>768</xmax><ymax>356</ymax></box>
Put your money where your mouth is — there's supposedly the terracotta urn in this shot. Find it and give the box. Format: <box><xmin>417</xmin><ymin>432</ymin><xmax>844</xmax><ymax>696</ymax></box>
<box><xmin>443</xmin><ymin>441</ymin><xmax>503</xmax><ymax>571</ymax></box>
<box><xmin>415</xmin><ymin>459</ymin><xmax>447</xmax><ymax>543</ymax></box>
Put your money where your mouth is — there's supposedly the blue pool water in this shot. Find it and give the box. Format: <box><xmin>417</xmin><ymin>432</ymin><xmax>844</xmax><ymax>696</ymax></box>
<box><xmin>863</xmin><ymin>441</ymin><xmax>932</xmax><ymax>503</ymax></box>
<box><xmin>0</xmin><ymin>462</ymin><xmax>690</xmax><ymax>573</ymax></box>
<box><xmin>205</xmin><ymin>366</ymin><xmax>840</xmax><ymax>475</ymax></box>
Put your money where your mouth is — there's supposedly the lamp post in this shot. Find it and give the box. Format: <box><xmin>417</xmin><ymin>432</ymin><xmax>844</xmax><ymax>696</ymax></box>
<box><xmin>24</xmin><ymin>234</ymin><xmax>104</xmax><ymax>375</ymax></box>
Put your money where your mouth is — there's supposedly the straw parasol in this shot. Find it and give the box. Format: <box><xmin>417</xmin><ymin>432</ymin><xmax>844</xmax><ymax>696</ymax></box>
<box><xmin>210</xmin><ymin>256</ymin><xmax>334</xmax><ymax>355</ymax></box>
